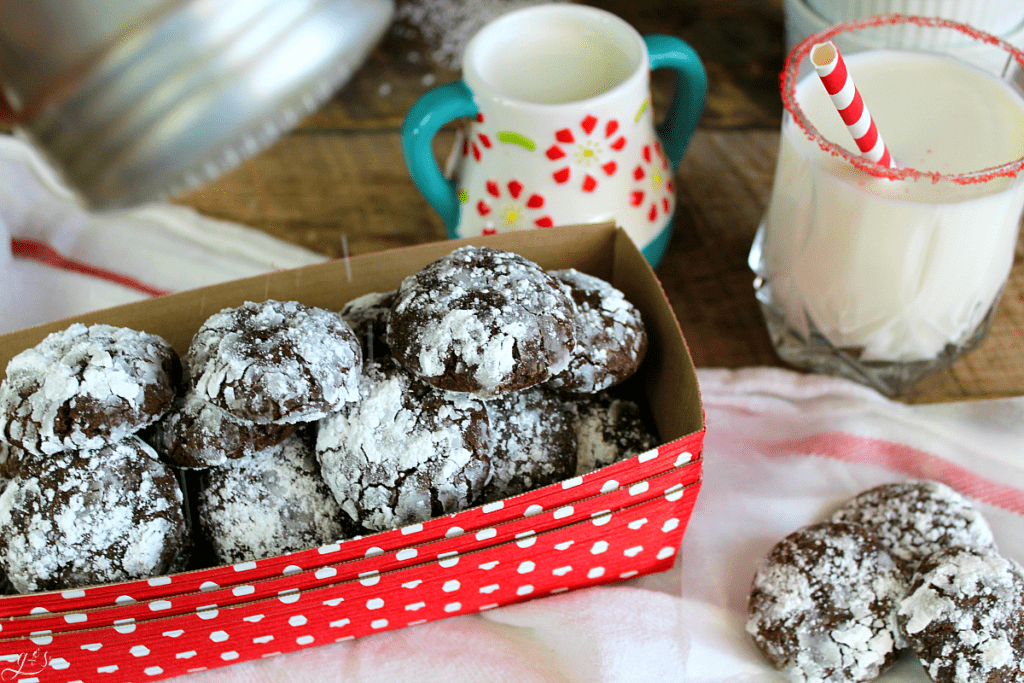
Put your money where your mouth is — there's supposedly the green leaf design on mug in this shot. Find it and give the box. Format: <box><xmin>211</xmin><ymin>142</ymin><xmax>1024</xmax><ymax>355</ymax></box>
<box><xmin>635</xmin><ymin>98</ymin><xmax>649</xmax><ymax>123</ymax></box>
<box><xmin>497</xmin><ymin>131</ymin><xmax>536</xmax><ymax>151</ymax></box>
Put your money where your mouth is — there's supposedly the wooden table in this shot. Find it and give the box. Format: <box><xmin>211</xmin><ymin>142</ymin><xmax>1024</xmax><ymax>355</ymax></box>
<box><xmin>172</xmin><ymin>0</ymin><xmax>1024</xmax><ymax>404</ymax></box>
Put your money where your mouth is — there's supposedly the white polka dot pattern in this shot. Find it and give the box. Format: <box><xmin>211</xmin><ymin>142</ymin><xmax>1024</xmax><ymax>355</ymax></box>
<box><xmin>0</xmin><ymin>438</ymin><xmax>702</xmax><ymax>683</ymax></box>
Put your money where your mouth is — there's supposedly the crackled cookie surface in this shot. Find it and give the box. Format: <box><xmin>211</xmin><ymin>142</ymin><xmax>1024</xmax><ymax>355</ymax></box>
<box><xmin>187</xmin><ymin>300</ymin><xmax>361</xmax><ymax>424</ymax></box>
<box><xmin>746</xmin><ymin>521</ymin><xmax>907</xmax><ymax>683</ymax></box>
<box><xmin>316</xmin><ymin>359</ymin><xmax>491</xmax><ymax>531</ymax></box>
<box><xmin>0</xmin><ymin>435</ymin><xmax>188</xmax><ymax>593</ymax></box>
<box><xmin>387</xmin><ymin>246</ymin><xmax>576</xmax><ymax>396</ymax></box>
<box><xmin>0</xmin><ymin>323</ymin><xmax>180</xmax><ymax>455</ymax></box>
<box><xmin>572</xmin><ymin>391</ymin><xmax>658</xmax><ymax>475</ymax></box>
<box><xmin>481</xmin><ymin>387</ymin><xmax>576</xmax><ymax>502</ymax></box>
<box><xmin>341</xmin><ymin>290</ymin><xmax>396</xmax><ymax>363</ymax></box>
<box><xmin>198</xmin><ymin>432</ymin><xmax>353</xmax><ymax>563</ymax></box>
<box><xmin>898</xmin><ymin>546</ymin><xmax>1024</xmax><ymax>683</ymax></box>
<box><xmin>830</xmin><ymin>480</ymin><xmax>996</xmax><ymax>576</ymax></box>
<box><xmin>546</xmin><ymin>269</ymin><xmax>647</xmax><ymax>393</ymax></box>
<box><xmin>150</xmin><ymin>391</ymin><xmax>297</xmax><ymax>469</ymax></box>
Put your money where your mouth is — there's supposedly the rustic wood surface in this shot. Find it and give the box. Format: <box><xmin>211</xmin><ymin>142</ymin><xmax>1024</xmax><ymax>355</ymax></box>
<box><xmin>167</xmin><ymin>0</ymin><xmax>1023</xmax><ymax>403</ymax></box>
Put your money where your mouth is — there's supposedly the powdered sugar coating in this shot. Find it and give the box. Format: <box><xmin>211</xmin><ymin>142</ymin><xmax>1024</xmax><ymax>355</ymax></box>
<box><xmin>830</xmin><ymin>480</ymin><xmax>996</xmax><ymax>577</ymax></box>
<box><xmin>747</xmin><ymin>521</ymin><xmax>908</xmax><ymax>683</ymax></box>
<box><xmin>572</xmin><ymin>391</ymin><xmax>659</xmax><ymax>476</ymax></box>
<box><xmin>481</xmin><ymin>387</ymin><xmax>576</xmax><ymax>502</ymax></box>
<box><xmin>387</xmin><ymin>246</ymin><xmax>576</xmax><ymax>397</ymax></box>
<box><xmin>187</xmin><ymin>300</ymin><xmax>362</xmax><ymax>424</ymax></box>
<box><xmin>0</xmin><ymin>323</ymin><xmax>180</xmax><ymax>455</ymax></box>
<box><xmin>316</xmin><ymin>359</ymin><xmax>491</xmax><ymax>532</ymax></box>
<box><xmin>341</xmin><ymin>290</ymin><xmax>396</xmax><ymax>363</ymax></box>
<box><xmin>0</xmin><ymin>435</ymin><xmax>188</xmax><ymax>593</ymax></box>
<box><xmin>546</xmin><ymin>269</ymin><xmax>647</xmax><ymax>393</ymax></box>
<box><xmin>197</xmin><ymin>433</ymin><xmax>354</xmax><ymax>564</ymax></box>
<box><xmin>898</xmin><ymin>546</ymin><xmax>1024</xmax><ymax>683</ymax></box>
<box><xmin>149</xmin><ymin>391</ymin><xmax>297</xmax><ymax>469</ymax></box>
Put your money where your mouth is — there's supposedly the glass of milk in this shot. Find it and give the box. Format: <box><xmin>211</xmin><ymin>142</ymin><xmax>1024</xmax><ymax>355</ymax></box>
<box><xmin>750</xmin><ymin>15</ymin><xmax>1024</xmax><ymax>395</ymax></box>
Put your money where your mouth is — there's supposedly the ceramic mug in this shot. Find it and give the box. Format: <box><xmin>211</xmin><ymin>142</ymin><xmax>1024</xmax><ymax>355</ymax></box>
<box><xmin>401</xmin><ymin>4</ymin><xmax>707</xmax><ymax>267</ymax></box>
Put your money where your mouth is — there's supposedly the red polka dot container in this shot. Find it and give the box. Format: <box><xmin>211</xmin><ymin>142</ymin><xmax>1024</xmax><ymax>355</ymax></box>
<box><xmin>0</xmin><ymin>223</ymin><xmax>704</xmax><ymax>683</ymax></box>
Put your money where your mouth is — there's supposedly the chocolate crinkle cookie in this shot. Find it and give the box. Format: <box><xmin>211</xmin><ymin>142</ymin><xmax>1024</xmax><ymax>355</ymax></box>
<box><xmin>0</xmin><ymin>323</ymin><xmax>180</xmax><ymax>456</ymax></box>
<box><xmin>830</xmin><ymin>480</ymin><xmax>996</xmax><ymax>577</ymax></box>
<box><xmin>572</xmin><ymin>391</ymin><xmax>658</xmax><ymax>476</ymax></box>
<box><xmin>898</xmin><ymin>546</ymin><xmax>1024</xmax><ymax>683</ymax></box>
<box><xmin>341</xmin><ymin>291</ymin><xmax>397</xmax><ymax>363</ymax></box>
<box><xmin>149</xmin><ymin>391</ymin><xmax>297</xmax><ymax>469</ymax></box>
<box><xmin>747</xmin><ymin>521</ymin><xmax>907</xmax><ymax>683</ymax></box>
<box><xmin>316</xmin><ymin>358</ymin><xmax>491</xmax><ymax>532</ymax></box>
<box><xmin>0</xmin><ymin>435</ymin><xmax>189</xmax><ymax>593</ymax></box>
<box><xmin>481</xmin><ymin>387</ymin><xmax>577</xmax><ymax>503</ymax></box>
<box><xmin>545</xmin><ymin>269</ymin><xmax>647</xmax><ymax>393</ymax></box>
<box><xmin>197</xmin><ymin>432</ymin><xmax>354</xmax><ymax>564</ymax></box>
<box><xmin>187</xmin><ymin>300</ymin><xmax>362</xmax><ymax>424</ymax></box>
<box><xmin>387</xmin><ymin>246</ymin><xmax>576</xmax><ymax>397</ymax></box>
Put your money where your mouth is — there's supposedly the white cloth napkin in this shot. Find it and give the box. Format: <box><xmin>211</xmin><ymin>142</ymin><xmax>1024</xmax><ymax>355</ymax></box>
<box><xmin>0</xmin><ymin>134</ymin><xmax>325</xmax><ymax>334</ymax></box>
<box><xmin>2</xmin><ymin>134</ymin><xmax>1023</xmax><ymax>683</ymax></box>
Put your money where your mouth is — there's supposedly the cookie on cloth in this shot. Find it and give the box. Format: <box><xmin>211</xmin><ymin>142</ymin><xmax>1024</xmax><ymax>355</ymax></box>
<box><xmin>197</xmin><ymin>432</ymin><xmax>354</xmax><ymax>564</ymax></box>
<box><xmin>387</xmin><ymin>246</ymin><xmax>576</xmax><ymax>397</ymax></box>
<box><xmin>830</xmin><ymin>480</ymin><xmax>996</xmax><ymax>577</ymax></box>
<box><xmin>316</xmin><ymin>358</ymin><xmax>491</xmax><ymax>532</ymax></box>
<box><xmin>186</xmin><ymin>300</ymin><xmax>362</xmax><ymax>424</ymax></box>
<box><xmin>898</xmin><ymin>545</ymin><xmax>1024</xmax><ymax>683</ymax></box>
<box><xmin>149</xmin><ymin>391</ymin><xmax>297</xmax><ymax>469</ymax></box>
<box><xmin>746</xmin><ymin>521</ymin><xmax>907</xmax><ymax>683</ymax></box>
<box><xmin>546</xmin><ymin>269</ymin><xmax>647</xmax><ymax>393</ymax></box>
<box><xmin>0</xmin><ymin>323</ymin><xmax>181</xmax><ymax>455</ymax></box>
<box><xmin>481</xmin><ymin>386</ymin><xmax>576</xmax><ymax>502</ymax></box>
<box><xmin>341</xmin><ymin>290</ymin><xmax>397</xmax><ymax>363</ymax></box>
<box><xmin>572</xmin><ymin>391</ymin><xmax>658</xmax><ymax>476</ymax></box>
<box><xmin>0</xmin><ymin>435</ymin><xmax>189</xmax><ymax>593</ymax></box>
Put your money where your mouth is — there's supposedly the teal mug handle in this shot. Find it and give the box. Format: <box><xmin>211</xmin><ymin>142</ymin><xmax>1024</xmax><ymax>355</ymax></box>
<box><xmin>644</xmin><ymin>34</ymin><xmax>707</xmax><ymax>171</ymax></box>
<box><xmin>401</xmin><ymin>80</ymin><xmax>478</xmax><ymax>237</ymax></box>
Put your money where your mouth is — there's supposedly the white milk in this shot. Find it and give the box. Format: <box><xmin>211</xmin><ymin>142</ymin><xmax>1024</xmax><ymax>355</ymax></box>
<box><xmin>755</xmin><ymin>50</ymin><xmax>1024</xmax><ymax>361</ymax></box>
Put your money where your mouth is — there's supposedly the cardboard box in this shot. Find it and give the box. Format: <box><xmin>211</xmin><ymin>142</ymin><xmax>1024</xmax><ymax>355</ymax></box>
<box><xmin>0</xmin><ymin>223</ymin><xmax>704</xmax><ymax>683</ymax></box>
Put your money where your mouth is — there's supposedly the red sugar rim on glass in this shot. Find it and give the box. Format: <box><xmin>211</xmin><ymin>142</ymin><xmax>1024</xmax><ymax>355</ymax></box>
<box><xmin>782</xmin><ymin>14</ymin><xmax>1024</xmax><ymax>185</ymax></box>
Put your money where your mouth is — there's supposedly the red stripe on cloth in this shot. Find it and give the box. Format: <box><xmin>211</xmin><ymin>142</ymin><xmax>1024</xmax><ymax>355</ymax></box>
<box><xmin>11</xmin><ymin>238</ymin><xmax>171</xmax><ymax>297</ymax></box>
<box><xmin>758</xmin><ymin>432</ymin><xmax>1024</xmax><ymax>515</ymax></box>
<box><xmin>819</xmin><ymin>53</ymin><xmax>848</xmax><ymax>94</ymax></box>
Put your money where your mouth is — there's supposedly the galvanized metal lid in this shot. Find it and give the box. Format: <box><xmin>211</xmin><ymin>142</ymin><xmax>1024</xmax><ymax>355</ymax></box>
<box><xmin>0</xmin><ymin>0</ymin><xmax>394</xmax><ymax>209</ymax></box>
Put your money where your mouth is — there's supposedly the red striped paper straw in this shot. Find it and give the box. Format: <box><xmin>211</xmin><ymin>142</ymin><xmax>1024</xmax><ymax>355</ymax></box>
<box><xmin>811</xmin><ymin>41</ymin><xmax>895</xmax><ymax>168</ymax></box>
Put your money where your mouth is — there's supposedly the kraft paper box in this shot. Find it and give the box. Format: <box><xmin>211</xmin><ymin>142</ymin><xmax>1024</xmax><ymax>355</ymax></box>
<box><xmin>0</xmin><ymin>223</ymin><xmax>704</xmax><ymax>683</ymax></box>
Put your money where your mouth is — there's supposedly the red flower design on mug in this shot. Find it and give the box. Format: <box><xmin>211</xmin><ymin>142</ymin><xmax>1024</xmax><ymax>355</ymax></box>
<box><xmin>546</xmin><ymin>115</ymin><xmax>627</xmax><ymax>192</ymax></box>
<box><xmin>629</xmin><ymin>141</ymin><xmax>674</xmax><ymax>223</ymax></box>
<box><xmin>461</xmin><ymin>112</ymin><xmax>493</xmax><ymax>162</ymax></box>
<box><xmin>474</xmin><ymin>179</ymin><xmax>553</xmax><ymax>234</ymax></box>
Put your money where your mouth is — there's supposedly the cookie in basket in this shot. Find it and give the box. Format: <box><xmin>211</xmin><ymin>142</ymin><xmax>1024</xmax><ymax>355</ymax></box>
<box><xmin>898</xmin><ymin>545</ymin><xmax>1024</xmax><ymax>683</ymax></box>
<box><xmin>481</xmin><ymin>386</ymin><xmax>576</xmax><ymax>502</ymax></box>
<box><xmin>746</xmin><ymin>521</ymin><xmax>907</xmax><ymax>683</ymax></box>
<box><xmin>546</xmin><ymin>268</ymin><xmax>647</xmax><ymax>393</ymax></box>
<box><xmin>572</xmin><ymin>391</ymin><xmax>659</xmax><ymax>476</ymax></box>
<box><xmin>197</xmin><ymin>430</ymin><xmax>355</xmax><ymax>564</ymax></box>
<box><xmin>830</xmin><ymin>479</ymin><xmax>996</xmax><ymax>577</ymax></box>
<box><xmin>149</xmin><ymin>391</ymin><xmax>298</xmax><ymax>469</ymax></box>
<box><xmin>316</xmin><ymin>358</ymin><xmax>491</xmax><ymax>532</ymax></box>
<box><xmin>341</xmin><ymin>290</ymin><xmax>396</xmax><ymax>363</ymax></box>
<box><xmin>0</xmin><ymin>435</ymin><xmax>189</xmax><ymax>593</ymax></box>
<box><xmin>0</xmin><ymin>323</ymin><xmax>181</xmax><ymax>455</ymax></box>
<box><xmin>387</xmin><ymin>246</ymin><xmax>576</xmax><ymax>397</ymax></box>
<box><xmin>186</xmin><ymin>300</ymin><xmax>362</xmax><ymax>424</ymax></box>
